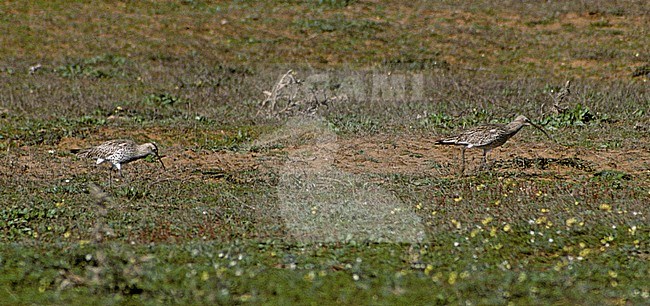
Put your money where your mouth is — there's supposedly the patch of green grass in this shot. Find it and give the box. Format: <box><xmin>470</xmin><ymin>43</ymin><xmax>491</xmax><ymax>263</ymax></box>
<box><xmin>55</xmin><ymin>54</ymin><xmax>129</xmax><ymax>79</ymax></box>
<box><xmin>329</xmin><ymin>114</ymin><xmax>382</xmax><ymax>135</ymax></box>
<box><xmin>310</xmin><ymin>0</ymin><xmax>358</xmax><ymax>9</ymax></box>
<box><xmin>382</xmin><ymin>53</ymin><xmax>449</xmax><ymax>71</ymax></box>
<box><xmin>524</xmin><ymin>17</ymin><xmax>556</xmax><ymax>27</ymax></box>
<box><xmin>590</xmin><ymin>19</ymin><xmax>612</xmax><ymax>28</ymax></box>
<box><xmin>0</xmin><ymin>115</ymin><xmax>106</xmax><ymax>146</ymax></box>
<box><xmin>295</xmin><ymin>16</ymin><xmax>384</xmax><ymax>36</ymax></box>
<box><xmin>0</xmin><ymin>227</ymin><xmax>647</xmax><ymax>304</ymax></box>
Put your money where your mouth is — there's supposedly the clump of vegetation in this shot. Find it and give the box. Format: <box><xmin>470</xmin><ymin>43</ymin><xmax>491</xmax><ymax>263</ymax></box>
<box><xmin>419</xmin><ymin>112</ymin><xmax>455</xmax><ymax>129</ymax></box>
<box><xmin>56</xmin><ymin>54</ymin><xmax>128</xmax><ymax>79</ymax></box>
<box><xmin>540</xmin><ymin>104</ymin><xmax>611</xmax><ymax>128</ymax></box>
<box><xmin>144</xmin><ymin>93</ymin><xmax>183</xmax><ymax>108</ymax></box>
<box><xmin>592</xmin><ymin>170</ymin><xmax>632</xmax><ymax>189</ymax></box>
<box><xmin>631</xmin><ymin>64</ymin><xmax>650</xmax><ymax>78</ymax></box>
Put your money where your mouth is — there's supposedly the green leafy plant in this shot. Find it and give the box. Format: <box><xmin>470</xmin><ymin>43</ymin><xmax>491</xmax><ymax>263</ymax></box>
<box><xmin>540</xmin><ymin>104</ymin><xmax>611</xmax><ymax>128</ymax></box>
<box><xmin>419</xmin><ymin>112</ymin><xmax>454</xmax><ymax>129</ymax></box>
<box><xmin>144</xmin><ymin>93</ymin><xmax>182</xmax><ymax>108</ymax></box>
<box><xmin>56</xmin><ymin>54</ymin><xmax>128</xmax><ymax>79</ymax></box>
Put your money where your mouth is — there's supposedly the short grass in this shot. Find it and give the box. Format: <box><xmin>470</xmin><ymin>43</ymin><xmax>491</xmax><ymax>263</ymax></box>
<box><xmin>1</xmin><ymin>1</ymin><xmax>649</xmax><ymax>305</ymax></box>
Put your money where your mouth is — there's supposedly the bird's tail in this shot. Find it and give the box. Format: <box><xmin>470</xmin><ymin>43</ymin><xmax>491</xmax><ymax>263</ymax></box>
<box><xmin>70</xmin><ymin>148</ymin><xmax>90</xmax><ymax>157</ymax></box>
<box><xmin>434</xmin><ymin>138</ymin><xmax>457</xmax><ymax>145</ymax></box>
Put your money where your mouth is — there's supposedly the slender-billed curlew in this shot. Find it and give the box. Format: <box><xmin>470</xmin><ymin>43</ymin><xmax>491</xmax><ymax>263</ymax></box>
<box><xmin>73</xmin><ymin>139</ymin><xmax>166</xmax><ymax>182</ymax></box>
<box><xmin>435</xmin><ymin>115</ymin><xmax>552</xmax><ymax>172</ymax></box>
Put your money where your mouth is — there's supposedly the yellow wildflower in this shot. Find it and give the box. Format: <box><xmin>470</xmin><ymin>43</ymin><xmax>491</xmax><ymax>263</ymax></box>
<box><xmin>448</xmin><ymin>271</ymin><xmax>457</xmax><ymax>285</ymax></box>
<box><xmin>565</xmin><ymin>218</ymin><xmax>577</xmax><ymax>227</ymax></box>
<box><xmin>481</xmin><ymin>217</ymin><xmax>493</xmax><ymax>226</ymax></box>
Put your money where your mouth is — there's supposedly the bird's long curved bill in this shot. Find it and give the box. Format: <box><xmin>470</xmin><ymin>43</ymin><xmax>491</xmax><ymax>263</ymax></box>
<box><xmin>529</xmin><ymin>122</ymin><xmax>554</xmax><ymax>142</ymax></box>
<box><xmin>156</xmin><ymin>155</ymin><xmax>166</xmax><ymax>170</ymax></box>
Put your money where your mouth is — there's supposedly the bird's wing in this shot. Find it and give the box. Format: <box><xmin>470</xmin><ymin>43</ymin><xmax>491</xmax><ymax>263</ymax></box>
<box><xmin>79</xmin><ymin>139</ymin><xmax>134</xmax><ymax>159</ymax></box>
<box><xmin>456</xmin><ymin>125</ymin><xmax>506</xmax><ymax>147</ymax></box>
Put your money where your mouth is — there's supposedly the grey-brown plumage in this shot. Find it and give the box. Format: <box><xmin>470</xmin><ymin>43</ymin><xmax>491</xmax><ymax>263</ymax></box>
<box><xmin>73</xmin><ymin>139</ymin><xmax>166</xmax><ymax>178</ymax></box>
<box><xmin>435</xmin><ymin>115</ymin><xmax>552</xmax><ymax>171</ymax></box>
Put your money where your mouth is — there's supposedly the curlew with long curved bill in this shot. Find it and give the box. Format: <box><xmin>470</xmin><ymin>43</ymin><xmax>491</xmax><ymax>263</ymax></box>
<box><xmin>73</xmin><ymin>139</ymin><xmax>166</xmax><ymax>183</ymax></box>
<box><xmin>435</xmin><ymin>115</ymin><xmax>553</xmax><ymax>172</ymax></box>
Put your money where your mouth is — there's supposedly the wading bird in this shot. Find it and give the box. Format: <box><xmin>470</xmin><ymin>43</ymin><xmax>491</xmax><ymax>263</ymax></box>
<box><xmin>73</xmin><ymin>139</ymin><xmax>166</xmax><ymax>183</ymax></box>
<box><xmin>435</xmin><ymin>115</ymin><xmax>553</xmax><ymax>172</ymax></box>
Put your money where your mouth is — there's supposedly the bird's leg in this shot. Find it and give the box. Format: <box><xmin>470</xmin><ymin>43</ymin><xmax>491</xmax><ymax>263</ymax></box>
<box><xmin>483</xmin><ymin>150</ymin><xmax>487</xmax><ymax>166</ymax></box>
<box><xmin>116</xmin><ymin>164</ymin><xmax>124</xmax><ymax>178</ymax></box>
<box><xmin>482</xmin><ymin>149</ymin><xmax>491</xmax><ymax>170</ymax></box>
<box><xmin>460</xmin><ymin>147</ymin><xmax>466</xmax><ymax>174</ymax></box>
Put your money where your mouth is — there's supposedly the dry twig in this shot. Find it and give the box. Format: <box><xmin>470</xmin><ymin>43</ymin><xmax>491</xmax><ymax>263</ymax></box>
<box><xmin>258</xmin><ymin>70</ymin><xmax>344</xmax><ymax>118</ymax></box>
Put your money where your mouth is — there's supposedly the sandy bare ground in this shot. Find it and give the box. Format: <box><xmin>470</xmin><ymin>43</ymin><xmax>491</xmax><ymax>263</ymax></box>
<box><xmin>1</xmin><ymin>131</ymin><xmax>647</xmax><ymax>184</ymax></box>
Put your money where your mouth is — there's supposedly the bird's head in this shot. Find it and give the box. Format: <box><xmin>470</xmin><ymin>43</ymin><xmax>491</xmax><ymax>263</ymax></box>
<box><xmin>513</xmin><ymin>115</ymin><xmax>554</xmax><ymax>142</ymax></box>
<box><xmin>144</xmin><ymin>142</ymin><xmax>166</xmax><ymax>170</ymax></box>
<box><xmin>513</xmin><ymin>115</ymin><xmax>532</xmax><ymax>126</ymax></box>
